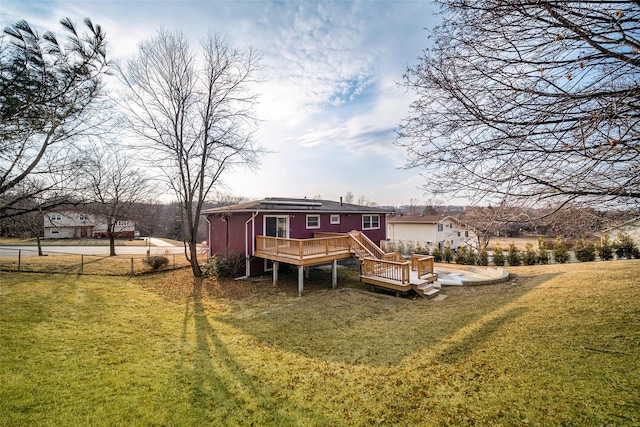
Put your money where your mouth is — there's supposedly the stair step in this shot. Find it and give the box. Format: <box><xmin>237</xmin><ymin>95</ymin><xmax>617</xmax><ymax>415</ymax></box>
<box><xmin>422</xmin><ymin>288</ymin><xmax>439</xmax><ymax>296</ymax></box>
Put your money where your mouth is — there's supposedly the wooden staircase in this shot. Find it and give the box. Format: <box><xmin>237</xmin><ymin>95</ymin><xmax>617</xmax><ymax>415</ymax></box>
<box><xmin>348</xmin><ymin>231</ymin><xmax>439</xmax><ymax>298</ymax></box>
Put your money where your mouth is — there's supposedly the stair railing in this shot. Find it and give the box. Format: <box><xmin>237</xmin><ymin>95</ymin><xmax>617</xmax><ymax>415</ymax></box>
<box><xmin>348</xmin><ymin>230</ymin><xmax>386</xmax><ymax>259</ymax></box>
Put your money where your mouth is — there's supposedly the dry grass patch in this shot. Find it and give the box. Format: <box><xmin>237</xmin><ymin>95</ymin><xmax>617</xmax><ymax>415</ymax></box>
<box><xmin>1</xmin><ymin>261</ymin><xmax>638</xmax><ymax>426</ymax></box>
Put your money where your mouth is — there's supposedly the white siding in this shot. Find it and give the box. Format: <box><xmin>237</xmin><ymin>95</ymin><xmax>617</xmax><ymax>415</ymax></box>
<box><xmin>387</xmin><ymin>223</ymin><xmax>438</xmax><ymax>245</ymax></box>
<box><xmin>386</xmin><ymin>219</ymin><xmax>478</xmax><ymax>251</ymax></box>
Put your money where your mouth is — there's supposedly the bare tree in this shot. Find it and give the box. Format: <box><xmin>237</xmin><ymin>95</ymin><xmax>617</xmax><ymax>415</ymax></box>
<box><xmin>0</xmin><ymin>18</ymin><xmax>109</xmax><ymax>219</ymax></box>
<box><xmin>398</xmin><ymin>1</ymin><xmax>640</xmax><ymax>208</ymax></box>
<box><xmin>0</xmin><ymin>207</ymin><xmax>45</xmax><ymax>255</ymax></box>
<box><xmin>344</xmin><ymin>191</ymin><xmax>354</xmax><ymax>204</ymax></box>
<box><xmin>458</xmin><ymin>204</ymin><xmax>534</xmax><ymax>248</ymax></box>
<box><xmin>84</xmin><ymin>143</ymin><xmax>152</xmax><ymax>256</ymax></box>
<box><xmin>119</xmin><ymin>29</ymin><xmax>261</xmax><ymax>276</ymax></box>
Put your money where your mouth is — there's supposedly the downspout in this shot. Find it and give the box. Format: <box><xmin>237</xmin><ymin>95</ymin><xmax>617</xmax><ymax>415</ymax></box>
<box><xmin>205</xmin><ymin>216</ymin><xmax>212</xmax><ymax>258</ymax></box>
<box><xmin>244</xmin><ymin>211</ymin><xmax>258</xmax><ymax>278</ymax></box>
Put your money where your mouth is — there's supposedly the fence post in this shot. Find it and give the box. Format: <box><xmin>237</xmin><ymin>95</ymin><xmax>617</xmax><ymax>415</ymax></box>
<box><xmin>17</xmin><ymin>249</ymin><xmax>21</xmax><ymax>272</ymax></box>
<box><xmin>173</xmin><ymin>254</ymin><xmax>176</xmax><ymax>269</ymax></box>
<box><xmin>80</xmin><ymin>254</ymin><xmax>84</xmax><ymax>275</ymax></box>
<box><xmin>131</xmin><ymin>257</ymin><xmax>134</xmax><ymax>275</ymax></box>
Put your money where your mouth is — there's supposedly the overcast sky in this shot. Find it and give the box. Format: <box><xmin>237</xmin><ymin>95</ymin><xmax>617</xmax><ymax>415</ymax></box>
<box><xmin>1</xmin><ymin>0</ymin><xmax>442</xmax><ymax>207</ymax></box>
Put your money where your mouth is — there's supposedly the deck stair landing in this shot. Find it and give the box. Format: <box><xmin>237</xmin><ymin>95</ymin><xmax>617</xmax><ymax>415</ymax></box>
<box><xmin>349</xmin><ymin>231</ymin><xmax>439</xmax><ymax>298</ymax></box>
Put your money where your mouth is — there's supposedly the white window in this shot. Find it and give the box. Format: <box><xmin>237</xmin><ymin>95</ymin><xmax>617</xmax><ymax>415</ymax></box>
<box><xmin>362</xmin><ymin>215</ymin><xmax>380</xmax><ymax>230</ymax></box>
<box><xmin>79</xmin><ymin>214</ymin><xmax>88</xmax><ymax>221</ymax></box>
<box><xmin>51</xmin><ymin>214</ymin><xmax>61</xmax><ymax>221</ymax></box>
<box><xmin>51</xmin><ymin>230</ymin><xmax>59</xmax><ymax>234</ymax></box>
<box><xmin>116</xmin><ymin>220</ymin><xmax>129</xmax><ymax>227</ymax></box>
<box><xmin>330</xmin><ymin>214</ymin><xmax>340</xmax><ymax>224</ymax></box>
<box><xmin>437</xmin><ymin>224</ymin><xmax>443</xmax><ymax>232</ymax></box>
<box><xmin>306</xmin><ymin>215</ymin><xmax>320</xmax><ymax>229</ymax></box>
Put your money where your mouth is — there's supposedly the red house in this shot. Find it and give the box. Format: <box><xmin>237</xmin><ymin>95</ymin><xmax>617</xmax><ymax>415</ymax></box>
<box><xmin>203</xmin><ymin>197</ymin><xmax>438</xmax><ymax>297</ymax></box>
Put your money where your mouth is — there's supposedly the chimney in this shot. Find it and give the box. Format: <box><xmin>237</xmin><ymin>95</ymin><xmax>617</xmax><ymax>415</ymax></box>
<box><xmin>340</xmin><ymin>197</ymin><xmax>343</xmax><ymax>206</ymax></box>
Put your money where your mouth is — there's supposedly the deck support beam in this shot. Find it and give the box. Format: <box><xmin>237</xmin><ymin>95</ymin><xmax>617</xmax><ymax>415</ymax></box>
<box><xmin>298</xmin><ymin>266</ymin><xmax>304</xmax><ymax>296</ymax></box>
<box><xmin>272</xmin><ymin>261</ymin><xmax>279</xmax><ymax>286</ymax></box>
<box><xmin>332</xmin><ymin>260</ymin><xmax>337</xmax><ymax>288</ymax></box>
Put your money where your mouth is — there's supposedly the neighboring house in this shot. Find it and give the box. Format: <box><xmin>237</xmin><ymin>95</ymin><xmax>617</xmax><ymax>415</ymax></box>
<box><xmin>203</xmin><ymin>197</ymin><xmax>393</xmax><ymax>277</ymax></box>
<box><xmin>601</xmin><ymin>217</ymin><xmax>640</xmax><ymax>247</ymax></box>
<box><xmin>44</xmin><ymin>211</ymin><xmax>135</xmax><ymax>239</ymax></box>
<box><xmin>385</xmin><ymin>214</ymin><xmax>479</xmax><ymax>252</ymax></box>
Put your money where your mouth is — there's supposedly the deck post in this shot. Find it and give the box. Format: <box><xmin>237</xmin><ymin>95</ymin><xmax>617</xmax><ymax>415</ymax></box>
<box><xmin>298</xmin><ymin>266</ymin><xmax>304</xmax><ymax>297</ymax></box>
<box><xmin>332</xmin><ymin>260</ymin><xmax>337</xmax><ymax>288</ymax></box>
<box><xmin>273</xmin><ymin>261</ymin><xmax>279</xmax><ymax>286</ymax></box>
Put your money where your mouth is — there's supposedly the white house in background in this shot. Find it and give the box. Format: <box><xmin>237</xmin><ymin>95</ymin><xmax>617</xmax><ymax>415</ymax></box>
<box><xmin>44</xmin><ymin>211</ymin><xmax>135</xmax><ymax>239</ymax></box>
<box><xmin>385</xmin><ymin>214</ymin><xmax>478</xmax><ymax>252</ymax></box>
<box><xmin>601</xmin><ymin>217</ymin><xmax>640</xmax><ymax>247</ymax></box>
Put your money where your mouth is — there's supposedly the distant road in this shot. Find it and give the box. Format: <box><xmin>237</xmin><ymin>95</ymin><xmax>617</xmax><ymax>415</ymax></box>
<box><xmin>0</xmin><ymin>242</ymin><xmax>188</xmax><ymax>257</ymax></box>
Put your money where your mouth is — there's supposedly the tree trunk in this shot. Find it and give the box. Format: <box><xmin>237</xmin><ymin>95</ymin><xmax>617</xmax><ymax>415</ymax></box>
<box><xmin>109</xmin><ymin>232</ymin><xmax>116</xmax><ymax>256</ymax></box>
<box><xmin>36</xmin><ymin>235</ymin><xmax>43</xmax><ymax>256</ymax></box>
<box><xmin>188</xmin><ymin>239</ymin><xmax>202</xmax><ymax>277</ymax></box>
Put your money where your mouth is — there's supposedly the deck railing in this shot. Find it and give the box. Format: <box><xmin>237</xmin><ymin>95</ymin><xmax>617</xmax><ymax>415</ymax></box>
<box><xmin>349</xmin><ymin>230</ymin><xmax>386</xmax><ymax>259</ymax></box>
<box><xmin>383</xmin><ymin>251</ymin><xmax>405</xmax><ymax>262</ymax></box>
<box><xmin>362</xmin><ymin>258</ymin><xmax>410</xmax><ymax>284</ymax></box>
<box><xmin>411</xmin><ymin>254</ymin><xmax>435</xmax><ymax>279</ymax></box>
<box><xmin>256</xmin><ymin>235</ymin><xmax>351</xmax><ymax>258</ymax></box>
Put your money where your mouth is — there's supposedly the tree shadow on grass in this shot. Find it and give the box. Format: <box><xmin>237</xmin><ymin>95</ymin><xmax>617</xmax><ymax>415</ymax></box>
<box><xmin>175</xmin><ymin>277</ymin><xmax>330</xmax><ymax>425</ymax></box>
<box><xmin>435</xmin><ymin>306</ymin><xmax>529</xmax><ymax>364</ymax></box>
<box><xmin>217</xmin><ymin>271</ymin><xmax>561</xmax><ymax>367</ymax></box>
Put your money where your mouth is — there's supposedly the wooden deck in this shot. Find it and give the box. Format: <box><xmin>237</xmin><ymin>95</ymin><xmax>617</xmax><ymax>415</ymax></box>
<box><xmin>360</xmin><ymin>254</ymin><xmax>438</xmax><ymax>298</ymax></box>
<box><xmin>254</xmin><ymin>235</ymin><xmax>353</xmax><ymax>266</ymax></box>
<box><xmin>253</xmin><ymin>233</ymin><xmax>438</xmax><ymax>297</ymax></box>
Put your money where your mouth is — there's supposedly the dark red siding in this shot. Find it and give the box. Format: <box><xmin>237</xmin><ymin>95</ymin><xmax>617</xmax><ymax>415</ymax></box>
<box><xmin>208</xmin><ymin>212</ymin><xmax>254</xmax><ymax>255</ymax></box>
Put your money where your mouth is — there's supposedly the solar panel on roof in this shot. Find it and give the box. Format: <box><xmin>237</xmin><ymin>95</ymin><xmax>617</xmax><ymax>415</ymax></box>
<box><xmin>261</xmin><ymin>200</ymin><xmax>322</xmax><ymax>207</ymax></box>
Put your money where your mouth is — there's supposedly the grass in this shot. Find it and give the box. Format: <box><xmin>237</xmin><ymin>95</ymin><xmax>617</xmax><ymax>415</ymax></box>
<box><xmin>1</xmin><ymin>261</ymin><xmax>639</xmax><ymax>426</ymax></box>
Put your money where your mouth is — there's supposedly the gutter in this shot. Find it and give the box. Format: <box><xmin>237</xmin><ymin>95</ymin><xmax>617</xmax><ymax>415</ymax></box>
<box><xmin>244</xmin><ymin>211</ymin><xmax>258</xmax><ymax>277</ymax></box>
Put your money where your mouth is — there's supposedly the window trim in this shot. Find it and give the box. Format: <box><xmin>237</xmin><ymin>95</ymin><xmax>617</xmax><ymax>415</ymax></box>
<box><xmin>330</xmin><ymin>214</ymin><xmax>340</xmax><ymax>225</ymax></box>
<box><xmin>306</xmin><ymin>214</ymin><xmax>320</xmax><ymax>229</ymax></box>
<box><xmin>362</xmin><ymin>214</ymin><xmax>380</xmax><ymax>230</ymax></box>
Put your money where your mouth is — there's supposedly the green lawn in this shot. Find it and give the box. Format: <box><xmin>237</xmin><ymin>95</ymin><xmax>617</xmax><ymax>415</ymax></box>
<box><xmin>1</xmin><ymin>261</ymin><xmax>638</xmax><ymax>426</ymax></box>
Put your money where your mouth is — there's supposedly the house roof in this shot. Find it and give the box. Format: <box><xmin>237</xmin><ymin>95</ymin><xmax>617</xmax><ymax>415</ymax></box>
<box><xmin>387</xmin><ymin>214</ymin><xmax>477</xmax><ymax>231</ymax></box>
<box><xmin>387</xmin><ymin>215</ymin><xmax>451</xmax><ymax>224</ymax></box>
<box><xmin>202</xmin><ymin>197</ymin><xmax>394</xmax><ymax>215</ymax></box>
